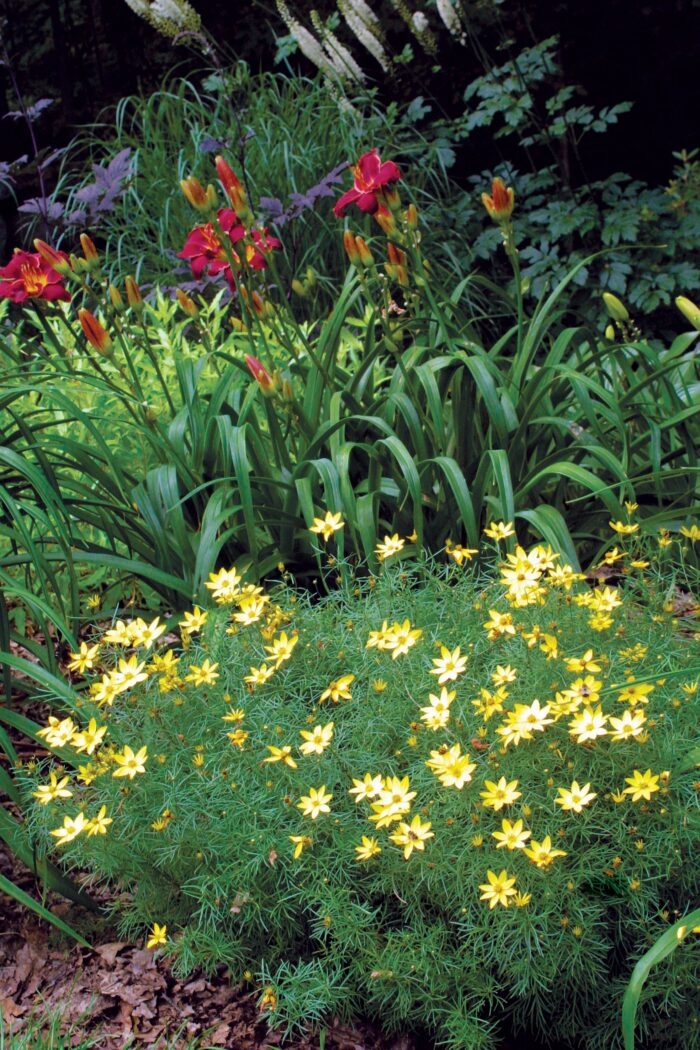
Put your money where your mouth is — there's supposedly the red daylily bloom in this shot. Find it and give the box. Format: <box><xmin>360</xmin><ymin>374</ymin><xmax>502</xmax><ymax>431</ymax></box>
<box><xmin>179</xmin><ymin>210</ymin><xmax>281</xmax><ymax>284</ymax></box>
<box><xmin>334</xmin><ymin>149</ymin><xmax>401</xmax><ymax>217</ymax></box>
<box><xmin>0</xmin><ymin>249</ymin><xmax>70</xmax><ymax>303</ymax></box>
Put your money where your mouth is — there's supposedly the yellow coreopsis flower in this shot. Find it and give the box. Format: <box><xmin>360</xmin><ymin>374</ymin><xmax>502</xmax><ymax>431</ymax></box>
<box><xmin>129</xmin><ymin>616</ymin><xmax>167</xmax><ymax>649</ymax></box>
<box><xmin>623</xmin><ymin>769</ymin><xmax>660</xmax><ymax>802</ymax></box>
<box><xmin>479</xmin><ymin>869</ymin><xmax>517</xmax><ymax>908</ymax></box>
<box><xmin>426</xmin><ymin>743</ymin><xmax>476</xmax><ymax>789</ymax></box>
<box><xmin>179</xmin><ymin>606</ymin><xmax>208</xmax><ymax>637</ymax></box>
<box><xmin>446</xmin><ymin>544</ymin><xmax>479</xmax><ymax>565</ymax></box>
<box><xmin>472</xmin><ymin>685</ymin><xmax>508</xmax><ymax>721</ymax></box>
<box><xmin>420</xmin><ymin>687</ymin><xmax>455</xmax><ymax>730</ymax></box>
<box><xmin>568</xmin><ymin>706</ymin><xmax>608</xmax><ymax>744</ymax></box>
<box><xmin>50</xmin><ymin>812</ymin><xmax>88</xmax><ymax>845</ymax></box>
<box><xmin>389</xmin><ymin>814</ymin><xmax>434</xmax><ymax>860</ymax></box>
<box><xmin>309</xmin><ymin>511</ymin><xmax>345</xmax><ymax>542</ymax></box>
<box><xmin>491</xmin><ymin>664</ymin><xmax>517</xmax><ymax>686</ymax></box>
<box><xmin>555</xmin><ymin>780</ymin><xmax>597</xmax><ymax>813</ymax></box>
<box><xmin>564</xmin><ymin>650</ymin><xmax>602</xmax><ymax>674</ymax></box>
<box><xmin>369</xmin><ymin>776</ymin><xmax>416</xmax><ymax>827</ymax></box>
<box><xmin>32</xmin><ymin>772</ymin><xmax>73</xmax><ymax>804</ymax></box>
<box><xmin>244</xmin><ymin>664</ymin><xmax>275</xmax><ymax>687</ymax></box>
<box><xmin>616</xmin><ymin>681</ymin><xmax>654</xmax><ymax>706</ymax></box>
<box><xmin>384</xmin><ymin>620</ymin><xmax>422</xmax><ymax>658</ymax></box>
<box><xmin>483</xmin><ymin>521</ymin><xmax>515</xmax><ymax>542</ymax></box>
<box><xmin>680</xmin><ymin>524</ymin><xmax>700</xmax><ymax>542</ymax></box>
<box><xmin>111</xmin><ymin>744</ymin><xmax>148</xmax><ymax>778</ymax></box>
<box><xmin>71</xmin><ymin>718</ymin><xmax>107</xmax><ymax>755</ymax></box>
<box><xmin>524</xmin><ymin>836</ymin><xmax>567</xmax><ymax>869</ymax></box>
<box><xmin>263</xmin><ymin>745</ymin><xmax>298</xmax><ymax>769</ymax></box>
<box><xmin>297</xmin><ymin>785</ymin><xmax>332</xmax><ymax>819</ymax></box>
<box><xmin>483</xmin><ymin>609</ymin><xmax>516</xmax><ymax>641</ymax></box>
<box><xmin>85</xmin><ymin>804</ymin><xmax>113</xmax><ymax>836</ymax></box>
<box><xmin>102</xmin><ymin>619</ymin><xmax>133</xmax><ymax>646</ymax></box>
<box><xmin>264</xmin><ymin>631</ymin><xmax>299</xmax><ymax>667</ymax></box>
<box><xmin>319</xmin><ymin>674</ymin><xmax>354</xmax><ymax>704</ymax></box>
<box><xmin>112</xmin><ymin>655</ymin><xmax>149</xmax><ymax>693</ymax></box>
<box><xmin>375</xmin><ymin>533</ymin><xmax>405</xmax><ymax>561</ymax></box>
<box><xmin>492</xmin><ymin>818</ymin><xmax>531</xmax><ymax>850</ymax></box>
<box><xmin>37</xmin><ymin>716</ymin><xmax>78</xmax><ymax>748</ymax></box>
<box><xmin>355</xmin><ymin>835</ymin><xmax>382</xmax><ymax>861</ymax></box>
<box><xmin>227</xmin><ymin>729</ymin><xmax>249</xmax><ymax>749</ymax></box>
<box><xmin>609</xmin><ymin>709</ymin><xmax>646</xmax><ymax>741</ymax></box>
<box><xmin>185</xmin><ymin>659</ymin><xmax>220</xmax><ymax>686</ymax></box>
<box><xmin>146</xmin><ymin>923</ymin><xmax>167</xmax><ymax>949</ymax></box>
<box><xmin>299</xmin><ymin>722</ymin><xmax>334</xmax><ymax>756</ymax></box>
<box><xmin>204</xmin><ymin>566</ymin><xmax>242</xmax><ymax>603</ymax></box>
<box><xmin>349</xmin><ymin>773</ymin><xmax>384</xmax><ymax>803</ymax></box>
<box><xmin>430</xmin><ymin>645</ymin><xmax>468</xmax><ymax>685</ymax></box>
<box><xmin>66</xmin><ymin>642</ymin><xmax>100</xmax><ymax>675</ymax></box>
<box><xmin>289</xmin><ymin>834</ymin><xmax>312</xmax><ymax>859</ymax></box>
<box><xmin>480</xmin><ymin>777</ymin><xmax>521</xmax><ymax>810</ymax></box>
<box><xmin>609</xmin><ymin>520</ymin><xmax>640</xmax><ymax>535</ymax></box>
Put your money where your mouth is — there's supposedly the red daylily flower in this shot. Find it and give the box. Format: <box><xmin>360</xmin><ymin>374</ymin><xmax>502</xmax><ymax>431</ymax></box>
<box><xmin>179</xmin><ymin>210</ymin><xmax>281</xmax><ymax>284</ymax></box>
<box><xmin>334</xmin><ymin>149</ymin><xmax>401</xmax><ymax>217</ymax></box>
<box><xmin>0</xmin><ymin>249</ymin><xmax>70</xmax><ymax>303</ymax></box>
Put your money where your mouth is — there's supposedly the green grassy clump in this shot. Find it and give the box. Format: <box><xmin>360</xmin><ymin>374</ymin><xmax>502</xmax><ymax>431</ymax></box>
<box><xmin>20</xmin><ymin>540</ymin><xmax>700</xmax><ymax>1050</ymax></box>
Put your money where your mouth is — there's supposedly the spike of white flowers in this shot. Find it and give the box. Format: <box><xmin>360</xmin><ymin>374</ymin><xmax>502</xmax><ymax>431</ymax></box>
<box><xmin>436</xmin><ymin>0</ymin><xmax>465</xmax><ymax>41</ymax></box>
<box><xmin>276</xmin><ymin>1</ymin><xmax>338</xmax><ymax>77</ymax></box>
<box><xmin>337</xmin><ymin>0</ymin><xmax>390</xmax><ymax>70</ymax></box>
<box><xmin>310</xmin><ymin>10</ymin><xmax>366</xmax><ymax>82</ymax></box>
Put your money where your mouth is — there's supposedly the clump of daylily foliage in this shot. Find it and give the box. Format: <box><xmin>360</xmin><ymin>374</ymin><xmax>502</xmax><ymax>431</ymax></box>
<box><xmin>22</xmin><ymin>524</ymin><xmax>700</xmax><ymax>1050</ymax></box>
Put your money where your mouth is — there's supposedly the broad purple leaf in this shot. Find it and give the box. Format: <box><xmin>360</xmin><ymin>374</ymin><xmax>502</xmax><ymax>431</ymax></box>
<box><xmin>18</xmin><ymin>198</ymin><xmax>65</xmax><ymax>220</ymax></box>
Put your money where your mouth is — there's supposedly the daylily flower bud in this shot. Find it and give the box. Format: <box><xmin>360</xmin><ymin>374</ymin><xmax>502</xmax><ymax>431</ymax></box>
<box><xmin>125</xmin><ymin>275</ymin><xmax>144</xmax><ymax>312</ymax></box>
<box><xmin>181</xmin><ymin>176</ymin><xmax>211</xmax><ymax>211</ymax></box>
<box><xmin>109</xmin><ymin>284</ymin><xmax>124</xmax><ymax>311</ymax></box>
<box><xmin>34</xmin><ymin>239</ymin><xmax>72</xmax><ymax>276</ymax></box>
<box><xmin>215</xmin><ymin>155</ymin><xmax>242</xmax><ymax>201</ymax></box>
<box><xmin>176</xmin><ymin>288</ymin><xmax>199</xmax><ymax>317</ymax></box>
<box><xmin>245</xmin><ymin>354</ymin><xmax>276</xmax><ymax>396</ymax></box>
<box><xmin>374</xmin><ymin>205</ymin><xmax>396</xmax><ymax>236</ymax></box>
<box><xmin>355</xmin><ymin>237</ymin><xmax>374</xmax><ymax>268</ymax></box>
<box><xmin>605</xmin><ymin>324</ymin><xmax>616</xmax><ymax>341</ymax></box>
<box><xmin>79</xmin><ymin>234</ymin><xmax>99</xmax><ymax>269</ymax></box>
<box><xmin>386</xmin><ymin>243</ymin><xmax>408</xmax><ymax>286</ymax></box>
<box><xmin>481</xmin><ymin>177</ymin><xmax>515</xmax><ymax>223</ymax></box>
<box><xmin>343</xmin><ymin>230</ymin><xmax>361</xmax><ymax>267</ymax></box>
<box><xmin>291</xmin><ymin>279</ymin><xmax>308</xmax><ymax>298</ymax></box>
<box><xmin>406</xmin><ymin>203</ymin><xmax>419</xmax><ymax>229</ymax></box>
<box><xmin>70</xmin><ymin>253</ymin><xmax>88</xmax><ymax>274</ymax></box>
<box><xmin>676</xmin><ymin>295</ymin><xmax>700</xmax><ymax>331</ymax></box>
<box><xmin>78</xmin><ymin>308</ymin><xmax>112</xmax><ymax>355</ymax></box>
<box><xmin>602</xmin><ymin>292</ymin><xmax>629</xmax><ymax>322</ymax></box>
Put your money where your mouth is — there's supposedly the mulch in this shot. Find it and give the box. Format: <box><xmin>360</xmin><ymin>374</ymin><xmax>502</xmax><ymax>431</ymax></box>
<box><xmin>0</xmin><ymin>846</ymin><xmax>417</xmax><ymax>1050</ymax></box>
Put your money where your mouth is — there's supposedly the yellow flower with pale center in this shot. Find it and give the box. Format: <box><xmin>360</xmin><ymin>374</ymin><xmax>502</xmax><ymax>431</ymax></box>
<box><xmin>33</xmin><ymin>772</ymin><xmax>73</xmax><ymax>804</ymax></box>
<box><xmin>425</xmin><ymin>743</ymin><xmax>476</xmax><ymax>788</ymax></box>
<box><xmin>609</xmin><ymin>709</ymin><xmax>646</xmax><ymax>741</ymax></box>
<box><xmin>310</xmin><ymin>511</ymin><xmax>345</xmax><ymax>542</ymax></box>
<box><xmin>112</xmin><ymin>744</ymin><xmax>148</xmax><ymax>778</ymax></box>
<box><xmin>384</xmin><ymin>620</ymin><xmax>422</xmax><ymax>658</ymax></box>
<box><xmin>480</xmin><ymin>777</ymin><xmax>521</xmax><ymax>810</ymax></box>
<box><xmin>227</xmin><ymin>729</ymin><xmax>249</xmax><ymax>749</ymax></box>
<box><xmin>389</xmin><ymin>814</ymin><xmax>434</xmax><ymax>860</ymax></box>
<box><xmin>420</xmin><ymin>686</ymin><xmax>455</xmax><ymax>730</ymax></box>
<box><xmin>146</xmin><ymin>923</ymin><xmax>167</xmax><ymax>949</ymax></box>
<box><xmin>297</xmin><ymin>785</ymin><xmax>332</xmax><ymax>819</ymax></box>
<box><xmin>244</xmin><ymin>663</ymin><xmax>275</xmax><ymax>687</ymax></box>
<box><xmin>483</xmin><ymin>609</ymin><xmax>516</xmax><ymax>640</ymax></box>
<box><xmin>483</xmin><ymin>521</ymin><xmax>515</xmax><ymax>541</ymax></box>
<box><xmin>264</xmin><ymin>631</ymin><xmax>298</xmax><ymax>667</ymax></box>
<box><xmin>623</xmin><ymin>769</ymin><xmax>660</xmax><ymax>802</ymax></box>
<box><xmin>369</xmin><ymin>776</ymin><xmax>416</xmax><ymax>827</ymax></box>
<box><xmin>204</xmin><ymin>566</ymin><xmax>242</xmax><ymax>603</ymax></box>
<box><xmin>86</xmin><ymin>805</ymin><xmax>113</xmax><ymax>837</ymax></box>
<box><xmin>446</xmin><ymin>544</ymin><xmax>479</xmax><ymax>565</ymax></box>
<box><xmin>299</xmin><ymin>722</ymin><xmax>334</xmax><ymax>756</ymax></box>
<box><xmin>568</xmin><ymin>706</ymin><xmax>608</xmax><ymax>744</ymax></box>
<box><xmin>616</xmin><ymin>681</ymin><xmax>654</xmax><ymax>706</ymax></box>
<box><xmin>375</xmin><ymin>533</ymin><xmax>405</xmax><ymax>561</ymax></box>
<box><xmin>355</xmin><ymin>836</ymin><xmax>381</xmax><ymax>861</ymax></box>
<box><xmin>263</xmin><ymin>745</ymin><xmax>298</xmax><ymax>769</ymax></box>
<box><xmin>430</xmin><ymin>645</ymin><xmax>468</xmax><ymax>685</ymax></box>
<box><xmin>564</xmin><ymin>650</ymin><xmax>602</xmax><ymax>674</ymax></box>
<box><xmin>680</xmin><ymin>524</ymin><xmax>700</xmax><ymax>542</ymax></box>
<box><xmin>349</xmin><ymin>773</ymin><xmax>384</xmax><ymax>802</ymax></box>
<box><xmin>50</xmin><ymin>812</ymin><xmax>88</xmax><ymax>845</ymax></box>
<box><xmin>555</xmin><ymin>780</ymin><xmax>597</xmax><ymax>813</ymax></box>
<box><xmin>492</xmin><ymin>818</ymin><xmax>531</xmax><ymax>850</ymax></box>
<box><xmin>479</xmin><ymin>869</ymin><xmax>517</xmax><ymax>908</ymax></box>
<box><xmin>38</xmin><ymin>716</ymin><xmax>78</xmax><ymax>748</ymax></box>
<box><xmin>539</xmin><ymin>634</ymin><xmax>559</xmax><ymax>660</ymax></box>
<box><xmin>71</xmin><ymin>718</ymin><xmax>107</xmax><ymax>755</ymax></box>
<box><xmin>491</xmin><ymin>664</ymin><xmax>517</xmax><ymax>686</ymax></box>
<box><xmin>112</xmin><ymin>655</ymin><xmax>149</xmax><ymax>693</ymax></box>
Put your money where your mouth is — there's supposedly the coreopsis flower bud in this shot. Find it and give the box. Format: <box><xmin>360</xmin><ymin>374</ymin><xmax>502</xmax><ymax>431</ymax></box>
<box><xmin>109</xmin><ymin>284</ymin><xmax>124</xmax><ymax>311</ymax></box>
<box><xmin>602</xmin><ymin>292</ymin><xmax>629</xmax><ymax>322</ymax></box>
<box><xmin>355</xmin><ymin>237</ymin><xmax>374</xmax><ymax>268</ymax></box>
<box><xmin>79</xmin><ymin>234</ymin><xmax>99</xmax><ymax>269</ymax></box>
<box><xmin>125</xmin><ymin>275</ymin><xmax>144</xmax><ymax>312</ymax></box>
<box><xmin>33</xmin><ymin>239</ymin><xmax>72</xmax><ymax>276</ymax></box>
<box><xmin>343</xmin><ymin>230</ymin><xmax>361</xmax><ymax>266</ymax></box>
<box><xmin>244</xmin><ymin>354</ymin><xmax>276</xmax><ymax>396</ymax></box>
<box><xmin>481</xmin><ymin>177</ymin><xmax>515</xmax><ymax>223</ymax></box>
<box><xmin>78</xmin><ymin>308</ymin><xmax>112</xmax><ymax>355</ymax></box>
<box><xmin>176</xmin><ymin>288</ymin><xmax>199</xmax><ymax>316</ymax></box>
<box><xmin>676</xmin><ymin>295</ymin><xmax>700</xmax><ymax>331</ymax></box>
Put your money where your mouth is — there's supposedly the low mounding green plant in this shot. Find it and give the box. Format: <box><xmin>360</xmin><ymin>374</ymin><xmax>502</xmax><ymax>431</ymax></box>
<box><xmin>20</xmin><ymin>537</ymin><xmax>700</xmax><ymax>1050</ymax></box>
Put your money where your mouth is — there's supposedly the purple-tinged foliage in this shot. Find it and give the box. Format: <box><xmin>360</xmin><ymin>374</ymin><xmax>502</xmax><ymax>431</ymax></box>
<box><xmin>259</xmin><ymin>162</ymin><xmax>348</xmax><ymax>228</ymax></box>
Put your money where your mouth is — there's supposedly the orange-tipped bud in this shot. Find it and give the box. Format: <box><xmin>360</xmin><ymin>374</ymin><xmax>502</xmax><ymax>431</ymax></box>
<box><xmin>215</xmin><ymin>155</ymin><xmax>243</xmax><ymax>203</ymax></box>
<box><xmin>355</xmin><ymin>236</ymin><xmax>373</xmax><ymax>268</ymax></box>
<box><xmin>374</xmin><ymin>205</ymin><xmax>397</xmax><ymax>236</ymax></box>
<box><xmin>78</xmin><ymin>308</ymin><xmax>112</xmax><ymax>355</ymax></box>
<box><xmin>34</xmin><ymin>239</ymin><xmax>72</xmax><ymax>275</ymax></box>
<box><xmin>250</xmin><ymin>290</ymin><xmax>265</xmax><ymax>318</ymax></box>
<box><xmin>405</xmin><ymin>203</ymin><xmax>419</xmax><ymax>229</ymax></box>
<box><xmin>343</xmin><ymin>229</ymin><xmax>360</xmax><ymax>267</ymax></box>
<box><xmin>176</xmin><ymin>288</ymin><xmax>199</xmax><ymax>317</ymax></box>
<box><xmin>109</xmin><ymin>284</ymin><xmax>124</xmax><ymax>311</ymax></box>
<box><xmin>245</xmin><ymin>354</ymin><xmax>275</xmax><ymax>395</ymax></box>
<box><xmin>481</xmin><ymin>177</ymin><xmax>515</xmax><ymax>223</ymax></box>
<box><xmin>79</xmin><ymin>233</ymin><xmax>99</xmax><ymax>267</ymax></box>
<box><xmin>181</xmin><ymin>176</ymin><xmax>212</xmax><ymax>211</ymax></box>
<box><xmin>230</xmin><ymin>316</ymin><xmax>247</xmax><ymax>332</ymax></box>
<box><xmin>125</xmin><ymin>275</ymin><xmax>144</xmax><ymax>311</ymax></box>
<box><xmin>387</xmin><ymin>243</ymin><xmax>406</xmax><ymax>267</ymax></box>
